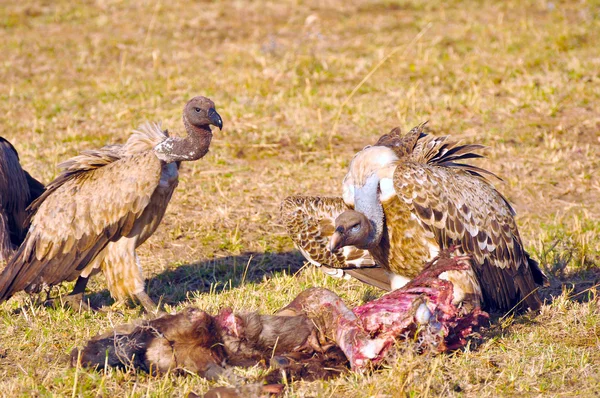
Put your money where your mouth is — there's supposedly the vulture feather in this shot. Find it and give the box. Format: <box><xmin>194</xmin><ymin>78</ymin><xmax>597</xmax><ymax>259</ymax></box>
<box><xmin>281</xmin><ymin>124</ymin><xmax>547</xmax><ymax>312</ymax></box>
<box><xmin>0</xmin><ymin>137</ymin><xmax>44</xmax><ymax>263</ymax></box>
<box><xmin>279</xmin><ymin>196</ymin><xmax>389</xmax><ymax>288</ymax></box>
<box><xmin>0</xmin><ymin>96</ymin><xmax>223</xmax><ymax>311</ymax></box>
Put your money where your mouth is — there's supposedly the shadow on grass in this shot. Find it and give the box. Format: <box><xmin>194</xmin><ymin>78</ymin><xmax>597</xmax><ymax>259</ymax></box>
<box><xmin>541</xmin><ymin>267</ymin><xmax>600</xmax><ymax>304</ymax></box>
<box><xmin>476</xmin><ymin>267</ymin><xmax>600</xmax><ymax>343</ymax></box>
<box><xmin>80</xmin><ymin>251</ymin><xmax>306</xmax><ymax>309</ymax></box>
<box><xmin>8</xmin><ymin>251</ymin><xmax>306</xmax><ymax>312</ymax></box>
<box><xmin>150</xmin><ymin>254</ymin><xmax>599</xmax><ymax>315</ymax></box>
<box><xmin>148</xmin><ymin>250</ymin><xmax>306</xmax><ymax>307</ymax></box>
<box><xmin>60</xmin><ymin>254</ymin><xmax>600</xmax><ymax>316</ymax></box>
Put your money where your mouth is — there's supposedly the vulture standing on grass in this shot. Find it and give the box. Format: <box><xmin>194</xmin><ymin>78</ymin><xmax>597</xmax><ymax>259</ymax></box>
<box><xmin>0</xmin><ymin>96</ymin><xmax>223</xmax><ymax>311</ymax></box>
<box><xmin>282</xmin><ymin>124</ymin><xmax>547</xmax><ymax>311</ymax></box>
<box><xmin>0</xmin><ymin>138</ymin><xmax>44</xmax><ymax>263</ymax></box>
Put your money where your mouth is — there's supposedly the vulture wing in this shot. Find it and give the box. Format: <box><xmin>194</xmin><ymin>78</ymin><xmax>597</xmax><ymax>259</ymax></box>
<box><xmin>0</xmin><ymin>137</ymin><xmax>29</xmax><ymax>215</ymax></box>
<box><xmin>0</xmin><ymin>137</ymin><xmax>42</xmax><ymax>254</ymax></box>
<box><xmin>281</xmin><ymin>196</ymin><xmax>391</xmax><ymax>289</ymax></box>
<box><xmin>0</xmin><ymin>150</ymin><xmax>162</xmax><ymax>302</ymax></box>
<box><xmin>0</xmin><ymin>137</ymin><xmax>29</xmax><ymax>259</ymax></box>
<box><xmin>24</xmin><ymin>171</ymin><xmax>45</xmax><ymax>205</ymax></box>
<box><xmin>343</xmin><ymin>267</ymin><xmax>391</xmax><ymax>291</ymax></box>
<box><xmin>393</xmin><ymin>161</ymin><xmax>546</xmax><ymax>310</ymax></box>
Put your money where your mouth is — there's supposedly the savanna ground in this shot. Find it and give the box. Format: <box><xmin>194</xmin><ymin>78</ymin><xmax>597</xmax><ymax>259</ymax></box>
<box><xmin>0</xmin><ymin>0</ymin><xmax>599</xmax><ymax>396</ymax></box>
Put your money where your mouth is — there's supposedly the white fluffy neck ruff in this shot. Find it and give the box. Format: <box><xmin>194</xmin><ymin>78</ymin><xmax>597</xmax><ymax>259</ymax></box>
<box><xmin>343</xmin><ymin>145</ymin><xmax>399</xmax><ymax>248</ymax></box>
<box><xmin>343</xmin><ymin>145</ymin><xmax>399</xmax><ymax>206</ymax></box>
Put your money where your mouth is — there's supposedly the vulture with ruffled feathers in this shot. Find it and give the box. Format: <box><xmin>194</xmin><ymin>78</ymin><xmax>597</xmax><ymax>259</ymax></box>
<box><xmin>280</xmin><ymin>196</ymin><xmax>391</xmax><ymax>290</ymax></box>
<box><xmin>0</xmin><ymin>96</ymin><xmax>223</xmax><ymax>311</ymax></box>
<box><xmin>282</xmin><ymin>124</ymin><xmax>547</xmax><ymax>311</ymax></box>
<box><xmin>0</xmin><ymin>138</ymin><xmax>44</xmax><ymax>263</ymax></box>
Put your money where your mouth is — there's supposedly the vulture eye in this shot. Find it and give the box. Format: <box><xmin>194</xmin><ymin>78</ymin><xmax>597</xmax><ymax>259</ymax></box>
<box><xmin>350</xmin><ymin>224</ymin><xmax>361</xmax><ymax>233</ymax></box>
<box><xmin>194</xmin><ymin>107</ymin><xmax>201</xmax><ymax>113</ymax></box>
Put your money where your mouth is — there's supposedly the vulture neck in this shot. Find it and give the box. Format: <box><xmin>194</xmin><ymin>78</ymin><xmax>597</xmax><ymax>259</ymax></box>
<box><xmin>354</xmin><ymin>174</ymin><xmax>384</xmax><ymax>250</ymax></box>
<box><xmin>154</xmin><ymin>117</ymin><xmax>212</xmax><ymax>163</ymax></box>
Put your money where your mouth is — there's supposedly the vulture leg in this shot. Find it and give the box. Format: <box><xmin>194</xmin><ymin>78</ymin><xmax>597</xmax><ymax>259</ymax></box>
<box><xmin>45</xmin><ymin>276</ymin><xmax>94</xmax><ymax>311</ymax></box>
<box><xmin>65</xmin><ymin>276</ymin><xmax>92</xmax><ymax>310</ymax></box>
<box><xmin>101</xmin><ymin>237</ymin><xmax>160</xmax><ymax>313</ymax></box>
<box><xmin>135</xmin><ymin>291</ymin><xmax>158</xmax><ymax>313</ymax></box>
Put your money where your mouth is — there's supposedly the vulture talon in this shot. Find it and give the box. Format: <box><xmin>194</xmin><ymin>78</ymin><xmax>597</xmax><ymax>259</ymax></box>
<box><xmin>44</xmin><ymin>293</ymin><xmax>95</xmax><ymax>312</ymax></box>
<box><xmin>134</xmin><ymin>291</ymin><xmax>161</xmax><ymax>315</ymax></box>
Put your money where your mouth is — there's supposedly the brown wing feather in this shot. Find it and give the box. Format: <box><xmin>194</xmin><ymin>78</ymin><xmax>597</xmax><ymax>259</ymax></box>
<box><xmin>393</xmin><ymin>161</ymin><xmax>546</xmax><ymax>310</ymax></box>
<box><xmin>135</xmin><ymin>163</ymin><xmax>179</xmax><ymax>245</ymax></box>
<box><xmin>381</xmin><ymin>196</ymin><xmax>437</xmax><ymax>278</ymax></box>
<box><xmin>0</xmin><ymin>137</ymin><xmax>45</xmax><ymax>259</ymax></box>
<box><xmin>0</xmin><ymin>137</ymin><xmax>29</xmax><ymax>216</ymax></box>
<box><xmin>0</xmin><ymin>151</ymin><xmax>162</xmax><ymax>301</ymax></box>
<box><xmin>25</xmin><ymin>171</ymin><xmax>45</xmax><ymax>201</ymax></box>
<box><xmin>376</xmin><ymin>123</ymin><xmax>499</xmax><ymax>181</ymax></box>
<box><xmin>280</xmin><ymin>196</ymin><xmax>376</xmax><ymax>273</ymax></box>
<box><xmin>344</xmin><ymin>267</ymin><xmax>391</xmax><ymax>291</ymax></box>
<box><xmin>375</xmin><ymin>124</ymin><xmax>422</xmax><ymax>158</ymax></box>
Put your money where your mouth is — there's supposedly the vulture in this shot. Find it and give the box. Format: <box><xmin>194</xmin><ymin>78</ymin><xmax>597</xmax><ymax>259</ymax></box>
<box><xmin>0</xmin><ymin>96</ymin><xmax>223</xmax><ymax>311</ymax></box>
<box><xmin>0</xmin><ymin>137</ymin><xmax>44</xmax><ymax>263</ymax></box>
<box><xmin>282</xmin><ymin>124</ymin><xmax>547</xmax><ymax>311</ymax></box>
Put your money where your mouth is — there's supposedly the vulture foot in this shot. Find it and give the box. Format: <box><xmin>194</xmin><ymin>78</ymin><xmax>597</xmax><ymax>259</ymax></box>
<box><xmin>134</xmin><ymin>291</ymin><xmax>162</xmax><ymax>315</ymax></box>
<box><xmin>45</xmin><ymin>293</ymin><xmax>95</xmax><ymax>312</ymax></box>
<box><xmin>42</xmin><ymin>276</ymin><xmax>99</xmax><ymax>312</ymax></box>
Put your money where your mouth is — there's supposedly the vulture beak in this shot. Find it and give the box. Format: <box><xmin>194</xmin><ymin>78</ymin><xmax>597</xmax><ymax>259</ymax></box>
<box><xmin>328</xmin><ymin>230</ymin><xmax>344</xmax><ymax>253</ymax></box>
<box><xmin>208</xmin><ymin>108</ymin><xmax>223</xmax><ymax>130</ymax></box>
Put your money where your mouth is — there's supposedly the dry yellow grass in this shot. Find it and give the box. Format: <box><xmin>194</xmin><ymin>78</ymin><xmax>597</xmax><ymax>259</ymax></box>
<box><xmin>0</xmin><ymin>0</ymin><xmax>599</xmax><ymax>396</ymax></box>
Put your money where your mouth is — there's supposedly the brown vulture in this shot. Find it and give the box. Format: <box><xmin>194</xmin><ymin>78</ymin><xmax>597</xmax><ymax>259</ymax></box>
<box><xmin>0</xmin><ymin>138</ymin><xmax>45</xmax><ymax>263</ymax></box>
<box><xmin>281</xmin><ymin>124</ymin><xmax>547</xmax><ymax>311</ymax></box>
<box><xmin>0</xmin><ymin>96</ymin><xmax>223</xmax><ymax>311</ymax></box>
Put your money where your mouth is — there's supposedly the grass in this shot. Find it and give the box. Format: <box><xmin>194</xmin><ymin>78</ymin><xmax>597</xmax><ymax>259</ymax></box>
<box><xmin>0</xmin><ymin>0</ymin><xmax>599</xmax><ymax>396</ymax></box>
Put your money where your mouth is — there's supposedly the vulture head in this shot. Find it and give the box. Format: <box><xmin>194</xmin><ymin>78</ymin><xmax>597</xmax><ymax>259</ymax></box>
<box><xmin>329</xmin><ymin>210</ymin><xmax>373</xmax><ymax>252</ymax></box>
<box><xmin>156</xmin><ymin>96</ymin><xmax>223</xmax><ymax>163</ymax></box>
<box><xmin>184</xmin><ymin>96</ymin><xmax>223</xmax><ymax>131</ymax></box>
<box><xmin>337</xmin><ymin>145</ymin><xmax>399</xmax><ymax>251</ymax></box>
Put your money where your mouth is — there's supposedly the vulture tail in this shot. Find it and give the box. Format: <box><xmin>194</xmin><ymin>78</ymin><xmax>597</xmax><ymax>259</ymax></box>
<box><xmin>527</xmin><ymin>254</ymin><xmax>549</xmax><ymax>287</ymax></box>
<box><xmin>0</xmin><ymin>245</ymin><xmax>29</xmax><ymax>303</ymax></box>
